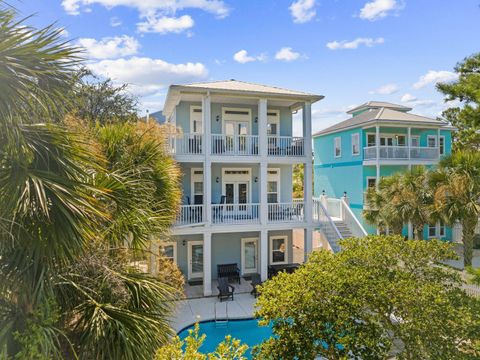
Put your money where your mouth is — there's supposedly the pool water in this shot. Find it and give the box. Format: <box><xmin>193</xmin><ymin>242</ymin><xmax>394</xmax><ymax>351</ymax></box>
<box><xmin>178</xmin><ymin>318</ymin><xmax>272</xmax><ymax>358</ymax></box>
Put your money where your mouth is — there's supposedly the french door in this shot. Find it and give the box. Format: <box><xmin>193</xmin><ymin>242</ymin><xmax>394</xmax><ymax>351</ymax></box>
<box><xmin>225</xmin><ymin>121</ymin><xmax>249</xmax><ymax>153</ymax></box>
<box><xmin>241</xmin><ymin>238</ymin><xmax>258</xmax><ymax>275</ymax></box>
<box><xmin>224</xmin><ymin>181</ymin><xmax>249</xmax><ymax>214</ymax></box>
<box><xmin>188</xmin><ymin>241</ymin><xmax>203</xmax><ymax>279</ymax></box>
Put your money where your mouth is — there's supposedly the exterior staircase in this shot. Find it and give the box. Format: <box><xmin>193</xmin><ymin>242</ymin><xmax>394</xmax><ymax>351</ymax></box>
<box><xmin>333</xmin><ymin>220</ymin><xmax>353</xmax><ymax>239</ymax></box>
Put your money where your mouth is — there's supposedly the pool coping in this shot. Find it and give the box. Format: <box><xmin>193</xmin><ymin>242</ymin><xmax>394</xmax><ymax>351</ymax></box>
<box><xmin>177</xmin><ymin>316</ymin><xmax>259</xmax><ymax>334</ymax></box>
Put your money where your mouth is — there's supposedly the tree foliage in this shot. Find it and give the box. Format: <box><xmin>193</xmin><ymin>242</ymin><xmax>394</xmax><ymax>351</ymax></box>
<box><xmin>155</xmin><ymin>324</ymin><xmax>249</xmax><ymax>360</ymax></box>
<box><xmin>255</xmin><ymin>236</ymin><xmax>480</xmax><ymax>360</ymax></box>
<box><xmin>430</xmin><ymin>151</ymin><xmax>480</xmax><ymax>267</ymax></box>
<box><xmin>70</xmin><ymin>69</ymin><xmax>139</xmax><ymax>125</ymax></box>
<box><xmin>0</xmin><ymin>4</ymin><xmax>182</xmax><ymax>359</ymax></box>
<box><xmin>437</xmin><ymin>53</ymin><xmax>480</xmax><ymax>151</ymax></box>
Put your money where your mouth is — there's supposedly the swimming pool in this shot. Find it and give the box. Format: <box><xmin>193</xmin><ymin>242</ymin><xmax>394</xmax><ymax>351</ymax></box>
<box><xmin>177</xmin><ymin>318</ymin><xmax>272</xmax><ymax>358</ymax></box>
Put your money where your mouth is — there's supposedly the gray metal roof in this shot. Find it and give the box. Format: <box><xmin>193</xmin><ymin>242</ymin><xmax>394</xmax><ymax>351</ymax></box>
<box><xmin>314</xmin><ymin>107</ymin><xmax>450</xmax><ymax>137</ymax></box>
<box><xmin>346</xmin><ymin>101</ymin><xmax>412</xmax><ymax>114</ymax></box>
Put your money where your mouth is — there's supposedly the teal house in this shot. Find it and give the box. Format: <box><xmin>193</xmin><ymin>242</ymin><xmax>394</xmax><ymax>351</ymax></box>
<box><xmin>313</xmin><ymin>101</ymin><xmax>454</xmax><ymax>240</ymax></box>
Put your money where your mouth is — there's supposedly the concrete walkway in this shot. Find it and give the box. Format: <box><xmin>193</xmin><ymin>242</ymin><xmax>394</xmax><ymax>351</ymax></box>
<box><xmin>170</xmin><ymin>293</ymin><xmax>257</xmax><ymax>332</ymax></box>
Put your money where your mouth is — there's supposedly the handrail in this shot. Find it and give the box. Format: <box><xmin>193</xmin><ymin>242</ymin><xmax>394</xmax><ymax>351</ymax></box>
<box><xmin>313</xmin><ymin>197</ymin><xmax>343</xmax><ymax>253</ymax></box>
<box><xmin>340</xmin><ymin>198</ymin><xmax>368</xmax><ymax>237</ymax></box>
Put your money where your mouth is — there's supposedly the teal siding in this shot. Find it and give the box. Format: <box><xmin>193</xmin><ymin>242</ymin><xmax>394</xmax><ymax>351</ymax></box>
<box><xmin>314</xmin><ymin>128</ymin><xmax>363</xmax><ymax>165</ymax></box>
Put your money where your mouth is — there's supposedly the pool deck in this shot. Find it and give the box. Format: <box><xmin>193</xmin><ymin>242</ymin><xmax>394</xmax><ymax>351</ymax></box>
<box><xmin>171</xmin><ymin>293</ymin><xmax>258</xmax><ymax>332</ymax></box>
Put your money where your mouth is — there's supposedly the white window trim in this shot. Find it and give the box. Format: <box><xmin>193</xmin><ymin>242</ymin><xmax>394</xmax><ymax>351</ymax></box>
<box><xmin>190</xmin><ymin>105</ymin><xmax>202</xmax><ymax>134</ymax></box>
<box><xmin>241</xmin><ymin>237</ymin><xmax>258</xmax><ymax>275</ymax></box>
<box><xmin>351</xmin><ymin>133</ymin><xmax>360</xmax><ymax>156</ymax></box>
<box><xmin>410</xmin><ymin>135</ymin><xmax>420</xmax><ymax>147</ymax></box>
<box><xmin>334</xmin><ymin>137</ymin><xmax>341</xmax><ymax>158</ymax></box>
<box><xmin>366</xmin><ymin>176</ymin><xmax>377</xmax><ymax>188</ymax></box>
<box><xmin>439</xmin><ymin>135</ymin><xmax>445</xmax><ymax>155</ymax></box>
<box><xmin>267</xmin><ymin>168</ymin><xmax>280</xmax><ymax>203</ymax></box>
<box><xmin>222</xmin><ymin>107</ymin><xmax>252</xmax><ymax>134</ymax></box>
<box><xmin>269</xmin><ymin>235</ymin><xmax>288</xmax><ymax>265</ymax></box>
<box><xmin>160</xmin><ymin>241</ymin><xmax>177</xmax><ymax>263</ymax></box>
<box><xmin>267</xmin><ymin>109</ymin><xmax>280</xmax><ymax>136</ymax></box>
<box><xmin>428</xmin><ymin>221</ymin><xmax>446</xmax><ymax>239</ymax></box>
<box><xmin>222</xmin><ymin>167</ymin><xmax>252</xmax><ymax>204</ymax></box>
<box><xmin>427</xmin><ymin>135</ymin><xmax>438</xmax><ymax>148</ymax></box>
<box><xmin>190</xmin><ymin>168</ymin><xmax>204</xmax><ymax>204</ymax></box>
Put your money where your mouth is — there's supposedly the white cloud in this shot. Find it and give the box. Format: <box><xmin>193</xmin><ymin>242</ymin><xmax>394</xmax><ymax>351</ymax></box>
<box><xmin>400</xmin><ymin>93</ymin><xmax>436</xmax><ymax>107</ymax></box>
<box><xmin>359</xmin><ymin>0</ymin><xmax>404</xmax><ymax>21</ymax></box>
<box><xmin>233</xmin><ymin>50</ymin><xmax>266</xmax><ymax>64</ymax></box>
<box><xmin>110</xmin><ymin>16</ymin><xmax>122</xmax><ymax>27</ymax></box>
<box><xmin>78</xmin><ymin>35</ymin><xmax>140</xmax><ymax>60</ymax></box>
<box><xmin>413</xmin><ymin>70</ymin><xmax>458</xmax><ymax>89</ymax></box>
<box><xmin>275</xmin><ymin>47</ymin><xmax>301</xmax><ymax>62</ymax></box>
<box><xmin>369</xmin><ymin>83</ymin><xmax>399</xmax><ymax>95</ymax></box>
<box><xmin>88</xmin><ymin>57</ymin><xmax>208</xmax><ymax>96</ymax></box>
<box><xmin>62</xmin><ymin>0</ymin><xmax>230</xmax><ymax>18</ymax></box>
<box><xmin>289</xmin><ymin>0</ymin><xmax>316</xmax><ymax>23</ymax></box>
<box><xmin>137</xmin><ymin>14</ymin><xmax>194</xmax><ymax>34</ymax></box>
<box><xmin>326</xmin><ymin>37</ymin><xmax>384</xmax><ymax>50</ymax></box>
<box><xmin>400</xmin><ymin>93</ymin><xmax>417</xmax><ymax>102</ymax></box>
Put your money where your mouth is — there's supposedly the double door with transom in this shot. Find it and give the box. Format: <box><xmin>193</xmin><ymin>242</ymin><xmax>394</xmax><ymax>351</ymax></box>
<box><xmin>224</xmin><ymin>181</ymin><xmax>249</xmax><ymax>214</ymax></box>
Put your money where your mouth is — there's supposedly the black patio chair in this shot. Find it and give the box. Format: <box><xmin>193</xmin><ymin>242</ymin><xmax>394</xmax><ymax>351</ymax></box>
<box><xmin>217</xmin><ymin>277</ymin><xmax>234</xmax><ymax>302</ymax></box>
<box><xmin>250</xmin><ymin>273</ymin><xmax>263</xmax><ymax>298</ymax></box>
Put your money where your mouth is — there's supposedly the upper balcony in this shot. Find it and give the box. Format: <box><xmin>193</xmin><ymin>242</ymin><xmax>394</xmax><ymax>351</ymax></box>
<box><xmin>363</xmin><ymin>146</ymin><xmax>440</xmax><ymax>162</ymax></box>
<box><xmin>166</xmin><ymin>133</ymin><xmax>305</xmax><ymax>158</ymax></box>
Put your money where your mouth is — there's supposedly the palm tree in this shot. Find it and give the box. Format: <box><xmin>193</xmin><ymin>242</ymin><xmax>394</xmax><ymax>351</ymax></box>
<box><xmin>363</xmin><ymin>176</ymin><xmax>404</xmax><ymax>235</ymax></box>
<box><xmin>430</xmin><ymin>151</ymin><xmax>480</xmax><ymax>267</ymax></box>
<box><xmin>0</xmin><ymin>5</ymin><xmax>182</xmax><ymax>358</ymax></box>
<box><xmin>364</xmin><ymin>167</ymin><xmax>433</xmax><ymax>239</ymax></box>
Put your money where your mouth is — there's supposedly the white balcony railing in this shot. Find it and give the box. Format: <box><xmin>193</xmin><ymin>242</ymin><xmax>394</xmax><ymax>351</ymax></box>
<box><xmin>363</xmin><ymin>146</ymin><xmax>439</xmax><ymax>161</ymax></box>
<box><xmin>211</xmin><ymin>134</ymin><xmax>259</xmax><ymax>156</ymax></box>
<box><xmin>175</xmin><ymin>205</ymin><xmax>204</xmax><ymax>226</ymax></box>
<box><xmin>211</xmin><ymin>203</ymin><xmax>260</xmax><ymax>225</ymax></box>
<box><xmin>268</xmin><ymin>136</ymin><xmax>305</xmax><ymax>157</ymax></box>
<box><xmin>167</xmin><ymin>133</ymin><xmax>203</xmax><ymax>155</ymax></box>
<box><xmin>268</xmin><ymin>201</ymin><xmax>305</xmax><ymax>223</ymax></box>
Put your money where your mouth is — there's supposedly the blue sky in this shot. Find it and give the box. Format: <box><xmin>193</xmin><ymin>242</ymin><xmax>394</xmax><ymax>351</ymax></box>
<box><xmin>16</xmin><ymin>0</ymin><xmax>480</xmax><ymax>133</ymax></box>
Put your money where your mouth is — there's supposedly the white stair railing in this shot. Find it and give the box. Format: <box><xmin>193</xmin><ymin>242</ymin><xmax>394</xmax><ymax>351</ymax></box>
<box><xmin>313</xmin><ymin>197</ymin><xmax>343</xmax><ymax>253</ymax></box>
<box><xmin>340</xmin><ymin>198</ymin><xmax>368</xmax><ymax>237</ymax></box>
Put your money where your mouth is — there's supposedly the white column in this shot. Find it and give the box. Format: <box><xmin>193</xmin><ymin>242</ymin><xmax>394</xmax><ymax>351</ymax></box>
<box><xmin>407</xmin><ymin>221</ymin><xmax>413</xmax><ymax>240</ymax></box>
<box><xmin>260</xmin><ymin>229</ymin><xmax>268</xmax><ymax>281</ymax></box>
<box><xmin>407</xmin><ymin>127</ymin><xmax>411</xmax><ymax>170</ymax></box>
<box><xmin>203</xmin><ymin>232</ymin><xmax>212</xmax><ymax>296</ymax></box>
<box><xmin>375</xmin><ymin>125</ymin><xmax>380</xmax><ymax>186</ymax></box>
<box><xmin>304</xmin><ymin>228</ymin><xmax>313</xmax><ymax>260</ymax></box>
<box><xmin>202</xmin><ymin>94</ymin><xmax>212</xmax><ymax>224</ymax></box>
<box><xmin>258</xmin><ymin>99</ymin><xmax>268</xmax><ymax>226</ymax></box>
<box><xmin>258</xmin><ymin>99</ymin><xmax>268</xmax><ymax>158</ymax></box>
<box><xmin>303</xmin><ymin>102</ymin><xmax>313</xmax><ymax>225</ymax></box>
<box><xmin>437</xmin><ymin>127</ymin><xmax>441</xmax><ymax>159</ymax></box>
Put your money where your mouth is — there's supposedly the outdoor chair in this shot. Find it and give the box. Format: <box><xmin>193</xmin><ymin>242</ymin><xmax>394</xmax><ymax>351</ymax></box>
<box><xmin>217</xmin><ymin>277</ymin><xmax>234</xmax><ymax>302</ymax></box>
<box><xmin>250</xmin><ymin>273</ymin><xmax>263</xmax><ymax>298</ymax></box>
<box><xmin>217</xmin><ymin>263</ymin><xmax>241</xmax><ymax>284</ymax></box>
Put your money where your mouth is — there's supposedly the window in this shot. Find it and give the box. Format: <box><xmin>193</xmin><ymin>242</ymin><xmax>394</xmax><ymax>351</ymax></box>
<box><xmin>334</xmin><ymin>137</ymin><xmax>341</xmax><ymax>157</ymax></box>
<box><xmin>267</xmin><ymin>169</ymin><xmax>280</xmax><ymax>203</ymax></box>
<box><xmin>380</xmin><ymin>137</ymin><xmax>393</xmax><ymax>146</ymax></box>
<box><xmin>160</xmin><ymin>242</ymin><xmax>176</xmax><ymax>262</ymax></box>
<box><xmin>427</xmin><ymin>136</ymin><xmax>437</xmax><ymax>148</ymax></box>
<box><xmin>428</xmin><ymin>222</ymin><xmax>446</xmax><ymax>239</ymax></box>
<box><xmin>351</xmin><ymin>133</ymin><xmax>360</xmax><ymax>155</ymax></box>
<box><xmin>396</xmin><ymin>135</ymin><xmax>406</xmax><ymax>146</ymax></box>
<box><xmin>439</xmin><ymin>136</ymin><xmax>445</xmax><ymax>155</ymax></box>
<box><xmin>191</xmin><ymin>168</ymin><xmax>204</xmax><ymax>205</ymax></box>
<box><xmin>367</xmin><ymin>178</ymin><xmax>377</xmax><ymax>188</ymax></box>
<box><xmin>267</xmin><ymin>110</ymin><xmax>279</xmax><ymax>136</ymax></box>
<box><xmin>190</xmin><ymin>106</ymin><xmax>202</xmax><ymax>134</ymax></box>
<box><xmin>410</xmin><ymin>136</ymin><xmax>420</xmax><ymax>147</ymax></box>
<box><xmin>270</xmin><ymin>236</ymin><xmax>287</xmax><ymax>264</ymax></box>
<box><xmin>367</xmin><ymin>134</ymin><xmax>376</xmax><ymax>147</ymax></box>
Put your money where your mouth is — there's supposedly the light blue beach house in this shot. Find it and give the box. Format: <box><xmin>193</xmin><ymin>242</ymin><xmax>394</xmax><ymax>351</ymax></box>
<box><xmin>160</xmin><ymin>80</ymin><xmax>325</xmax><ymax>296</ymax></box>
<box><xmin>313</xmin><ymin>101</ymin><xmax>454</xmax><ymax>240</ymax></box>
